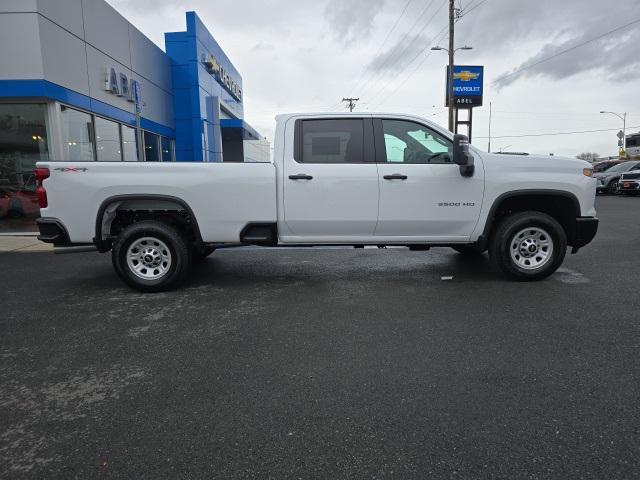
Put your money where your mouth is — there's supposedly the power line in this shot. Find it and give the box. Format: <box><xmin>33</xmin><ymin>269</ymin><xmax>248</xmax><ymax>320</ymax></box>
<box><xmin>475</xmin><ymin>125</ymin><xmax>640</xmax><ymax>139</ymax></box>
<box><xmin>365</xmin><ymin>7</ymin><xmax>448</xmax><ymax>103</ymax></box>
<box><xmin>369</xmin><ymin>0</ymin><xmax>485</xmax><ymax>107</ymax></box>
<box><xmin>369</xmin><ymin>25</ymin><xmax>449</xmax><ymax>104</ymax></box>
<box><xmin>496</xmin><ymin>16</ymin><xmax>640</xmax><ymax>83</ymax></box>
<box><xmin>347</xmin><ymin>0</ymin><xmax>416</xmax><ymax>95</ymax></box>
<box><xmin>356</xmin><ymin>0</ymin><xmax>443</xmax><ymax>98</ymax></box>
<box><xmin>458</xmin><ymin>0</ymin><xmax>489</xmax><ymax>18</ymax></box>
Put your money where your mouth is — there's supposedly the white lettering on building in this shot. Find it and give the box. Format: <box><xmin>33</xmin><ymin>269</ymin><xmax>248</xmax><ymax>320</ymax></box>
<box><xmin>104</xmin><ymin>67</ymin><xmax>141</xmax><ymax>104</ymax></box>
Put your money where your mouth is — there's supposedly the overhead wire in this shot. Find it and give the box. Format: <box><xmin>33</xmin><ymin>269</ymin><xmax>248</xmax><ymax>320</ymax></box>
<box><xmin>347</xmin><ymin>0</ymin><xmax>416</xmax><ymax>95</ymax></box>
<box><xmin>495</xmin><ymin>16</ymin><xmax>640</xmax><ymax>83</ymax></box>
<box><xmin>356</xmin><ymin>0</ymin><xmax>444</xmax><ymax>99</ymax></box>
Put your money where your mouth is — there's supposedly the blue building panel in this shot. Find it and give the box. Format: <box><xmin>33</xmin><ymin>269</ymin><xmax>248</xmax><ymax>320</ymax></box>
<box><xmin>0</xmin><ymin>7</ymin><xmax>263</xmax><ymax>163</ymax></box>
<box><xmin>165</xmin><ymin>11</ymin><xmax>255</xmax><ymax>161</ymax></box>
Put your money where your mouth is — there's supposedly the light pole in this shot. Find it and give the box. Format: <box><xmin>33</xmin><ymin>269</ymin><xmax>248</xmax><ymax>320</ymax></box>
<box><xmin>600</xmin><ymin>110</ymin><xmax>627</xmax><ymax>156</ymax></box>
<box><xmin>431</xmin><ymin>45</ymin><xmax>472</xmax><ymax>132</ymax></box>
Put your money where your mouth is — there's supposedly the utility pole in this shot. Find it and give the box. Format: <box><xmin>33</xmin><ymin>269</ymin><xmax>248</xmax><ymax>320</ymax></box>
<box><xmin>487</xmin><ymin>101</ymin><xmax>492</xmax><ymax>152</ymax></box>
<box><xmin>342</xmin><ymin>97</ymin><xmax>359</xmax><ymax>112</ymax></box>
<box><xmin>448</xmin><ymin>0</ymin><xmax>455</xmax><ymax>132</ymax></box>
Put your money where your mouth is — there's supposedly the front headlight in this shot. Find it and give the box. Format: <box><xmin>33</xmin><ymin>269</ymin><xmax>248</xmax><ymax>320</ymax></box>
<box><xmin>583</xmin><ymin>168</ymin><xmax>593</xmax><ymax>177</ymax></box>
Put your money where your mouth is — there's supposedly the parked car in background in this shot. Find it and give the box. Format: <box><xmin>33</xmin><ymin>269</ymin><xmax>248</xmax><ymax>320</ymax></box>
<box><xmin>591</xmin><ymin>159</ymin><xmax>624</xmax><ymax>173</ymax></box>
<box><xmin>594</xmin><ymin>161</ymin><xmax>640</xmax><ymax>194</ymax></box>
<box><xmin>0</xmin><ymin>174</ymin><xmax>40</xmax><ymax>220</ymax></box>
<box><xmin>618</xmin><ymin>168</ymin><xmax>640</xmax><ymax>195</ymax></box>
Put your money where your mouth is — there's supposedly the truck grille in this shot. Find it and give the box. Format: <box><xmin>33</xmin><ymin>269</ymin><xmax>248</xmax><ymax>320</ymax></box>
<box><xmin>621</xmin><ymin>172</ymin><xmax>640</xmax><ymax>180</ymax></box>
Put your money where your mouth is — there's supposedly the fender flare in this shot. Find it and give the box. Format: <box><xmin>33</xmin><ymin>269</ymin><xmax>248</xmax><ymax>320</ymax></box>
<box><xmin>94</xmin><ymin>194</ymin><xmax>203</xmax><ymax>250</ymax></box>
<box><xmin>477</xmin><ymin>189</ymin><xmax>581</xmax><ymax>249</ymax></box>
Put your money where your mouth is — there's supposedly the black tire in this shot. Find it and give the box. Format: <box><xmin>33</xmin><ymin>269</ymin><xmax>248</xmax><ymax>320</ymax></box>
<box><xmin>607</xmin><ymin>178</ymin><xmax>619</xmax><ymax>194</ymax></box>
<box><xmin>193</xmin><ymin>246</ymin><xmax>216</xmax><ymax>261</ymax></box>
<box><xmin>489</xmin><ymin>211</ymin><xmax>567</xmax><ymax>281</ymax></box>
<box><xmin>451</xmin><ymin>245</ymin><xmax>484</xmax><ymax>256</ymax></box>
<box><xmin>112</xmin><ymin>220</ymin><xmax>192</xmax><ymax>292</ymax></box>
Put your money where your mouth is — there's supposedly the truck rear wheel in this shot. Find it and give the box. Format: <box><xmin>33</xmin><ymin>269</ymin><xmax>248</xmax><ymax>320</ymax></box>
<box><xmin>112</xmin><ymin>220</ymin><xmax>191</xmax><ymax>292</ymax></box>
<box><xmin>489</xmin><ymin>211</ymin><xmax>566</xmax><ymax>281</ymax></box>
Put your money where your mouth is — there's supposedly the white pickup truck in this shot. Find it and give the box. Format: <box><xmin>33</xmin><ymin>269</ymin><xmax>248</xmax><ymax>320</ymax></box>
<box><xmin>35</xmin><ymin>113</ymin><xmax>598</xmax><ymax>292</ymax></box>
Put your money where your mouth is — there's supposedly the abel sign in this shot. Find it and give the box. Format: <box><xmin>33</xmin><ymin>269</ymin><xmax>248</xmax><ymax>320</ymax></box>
<box><xmin>445</xmin><ymin>65</ymin><xmax>484</xmax><ymax>107</ymax></box>
<box><xmin>104</xmin><ymin>67</ymin><xmax>141</xmax><ymax>109</ymax></box>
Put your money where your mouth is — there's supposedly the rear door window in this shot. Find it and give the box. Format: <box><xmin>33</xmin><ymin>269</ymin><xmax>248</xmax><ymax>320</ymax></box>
<box><xmin>298</xmin><ymin>119</ymin><xmax>364</xmax><ymax>163</ymax></box>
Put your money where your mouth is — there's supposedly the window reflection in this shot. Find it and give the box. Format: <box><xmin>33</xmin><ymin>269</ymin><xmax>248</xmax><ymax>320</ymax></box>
<box><xmin>144</xmin><ymin>131</ymin><xmax>159</xmax><ymax>162</ymax></box>
<box><xmin>161</xmin><ymin>136</ymin><xmax>172</xmax><ymax>162</ymax></box>
<box><xmin>122</xmin><ymin>125</ymin><xmax>138</xmax><ymax>161</ymax></box>
<box><xmin>0</xmin><ymin>103</ymin><xmax>49</xmax><ymax>232</ymax></box>
<box><xmin>61</xmin><ymin>106</ymin><xmax>94</xmax><ymax>161</ymax></box>
<box><xmin>95</xmin><ymin>116</ymin><xmax>121</xmax><ymax>161</ymax></box>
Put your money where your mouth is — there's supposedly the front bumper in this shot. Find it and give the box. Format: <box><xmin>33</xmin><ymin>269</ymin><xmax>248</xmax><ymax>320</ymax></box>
<box><xmin>571</xmin><ymin>217</ymin><xmax>598</xmax><ymax>252</ymax></box>
<box><xmin>36</xmin><ymin>218</ymin><xmax>70</xmax><ymax>246</ymax></box>
<box><xmin>618</xmin><ymin>180</ymin><xmax>640</xmax><ymax>192</ymax></box>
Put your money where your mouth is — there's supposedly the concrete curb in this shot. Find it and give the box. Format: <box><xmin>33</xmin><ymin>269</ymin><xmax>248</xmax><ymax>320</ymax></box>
<box><xmin>0</xmin><ymin>236</ymin><xmax>52</xmax><ymax>253</ymax></box>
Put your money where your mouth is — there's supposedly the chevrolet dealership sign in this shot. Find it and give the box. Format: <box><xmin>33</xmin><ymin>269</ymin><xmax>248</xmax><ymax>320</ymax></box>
<box><xmin>446</xmin><ymin>65</ymin><xmax>484</xmax><ymax>107</ymax></box>
<box><xmin>202</xmin><ymin>53</ymin><xmax>243</xmax><ymax>102</ymax></box>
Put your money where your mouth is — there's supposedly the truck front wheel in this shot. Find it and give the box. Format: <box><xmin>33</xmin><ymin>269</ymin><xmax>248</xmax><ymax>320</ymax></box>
<box><xmin>489</xmin><ymin>211</ymin><xmax>567</xmax><ymax>281</ymax></box>
<box><xmin>112</xmin><ymin>220</ymin><xmax>192</xmax><ymax>292</ymax></box>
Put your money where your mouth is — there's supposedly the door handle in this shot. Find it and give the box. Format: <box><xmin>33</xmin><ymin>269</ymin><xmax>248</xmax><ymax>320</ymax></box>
<box><xmin>383</xmin><ymin>174</ymin><xmax>408</xmax><ymax>180</ymax></box>
<box><xmin>289</xmin><ymin>174</ymin><xmax>313</xmax><ymax>180</ymax></box>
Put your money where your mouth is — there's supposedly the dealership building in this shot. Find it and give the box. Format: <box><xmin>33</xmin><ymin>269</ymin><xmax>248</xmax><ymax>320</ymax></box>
<box><xmin>0</xmin><ymin>0</ymin><xmax>268</xmax><ymax>232</ymax></box>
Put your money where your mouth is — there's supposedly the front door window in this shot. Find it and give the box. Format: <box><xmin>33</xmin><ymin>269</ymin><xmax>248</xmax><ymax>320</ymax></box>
<box><xmin>382</xmin><ymin>119</ymin><xmax>452</xmax><ymax>164</ymax></box>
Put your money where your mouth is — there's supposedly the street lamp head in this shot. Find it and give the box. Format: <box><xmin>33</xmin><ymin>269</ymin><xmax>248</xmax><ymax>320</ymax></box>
<box><xmin>460</xmin><ymin>46</ymin><xmax>473</xmax><ymax>50</ymax></box>
<box><xmin>431</xmin><ymin>46</ymin><xmax>444</xmax><ymax>51</ymax></box>
<box><xmin>599</xmin><ymin>111</ymin><xmax>606</xmax><ymax>114</ymax></box>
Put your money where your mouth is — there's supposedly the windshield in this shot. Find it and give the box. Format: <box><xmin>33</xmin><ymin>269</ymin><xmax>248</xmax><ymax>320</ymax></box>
<box><xmin>606</xmin><ymin>162</ymin><xmax>637</xmax><ymax>173</ymax></box>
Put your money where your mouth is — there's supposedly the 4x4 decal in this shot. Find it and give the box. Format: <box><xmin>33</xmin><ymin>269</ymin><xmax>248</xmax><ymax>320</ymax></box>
<box><xmin>53</xmin><ymin>167</ymin><xmax>88</xmax><ymax>173</ymax></box>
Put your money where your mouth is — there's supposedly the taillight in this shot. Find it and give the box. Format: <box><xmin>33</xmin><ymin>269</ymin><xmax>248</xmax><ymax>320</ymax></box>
<box><xmin>34</xmin><ymin>167</ymin><xmax>49</xmax><ymax>208</ymax></box>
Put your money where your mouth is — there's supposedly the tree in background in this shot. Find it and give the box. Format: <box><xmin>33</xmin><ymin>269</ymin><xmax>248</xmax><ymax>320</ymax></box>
<box><xmin>576</xmin><ymin>152</ymin><xmax>600</xmax><ymax>162</ymax></box>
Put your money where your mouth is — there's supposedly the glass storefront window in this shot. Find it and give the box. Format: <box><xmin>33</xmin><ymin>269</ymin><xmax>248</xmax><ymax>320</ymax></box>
<box><xmin>144</xmin><ymin>131</ymin><xmax>159</xmax><ymax>162</ymax></box>
<box><xmin>61</xmin><ymin>106</ymin><xmax>94</xmax><ymax>161</ymax></box>
<box><xmin>95</xmin><ymin>116</ymin><xmax>122</xmax><ymax>161</ymax></box>
<box><xmin>122</xmin><ymin>125</ymin><xmax>138</xmax><ymax>161</ymax></box>
<box><xmin>161</xmin><ymin>136</ymin><xmax>172</xmax><ymax>162</ymax></box>
<box><xmin>0</xmin><ymin>103</ymin><xmax>49</xmax><ymax>232</ymax></box>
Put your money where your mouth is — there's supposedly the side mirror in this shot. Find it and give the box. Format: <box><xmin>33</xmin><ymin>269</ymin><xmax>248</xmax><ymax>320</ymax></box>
<box><xmin>452</xmin><ymin>134</ymin><xmax>475</xmax><ymax>177</ymax></box>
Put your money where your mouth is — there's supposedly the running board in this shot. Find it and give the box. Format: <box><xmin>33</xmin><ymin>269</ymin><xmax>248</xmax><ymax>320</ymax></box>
<box><xmin>53</xmin><ymin>245</ymin><xmax>98</xmax><ymax>254</ymax></box>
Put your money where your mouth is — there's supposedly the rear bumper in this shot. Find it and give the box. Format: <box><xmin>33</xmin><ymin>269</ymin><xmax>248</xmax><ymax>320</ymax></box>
<box><xmin>36</xmin><ymin>218</ymin><xmax>70</xmax><ymax>246</ymax></box>
<box><xmin>572</xmin><ymin>217</ymin><xmax>598</xmax><ymax>250</ymax></box>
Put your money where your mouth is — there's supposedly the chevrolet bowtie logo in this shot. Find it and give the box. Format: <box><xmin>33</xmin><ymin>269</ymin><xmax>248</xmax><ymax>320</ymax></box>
<box><xmin>453</xmin><ymin>70</ymin><xmax>480</xmax><ymax>82</ymax></box>
<box><xmin>202</xmin><ymin>54</ymin><xmax>221</xmax><ymax>76</ymax></box>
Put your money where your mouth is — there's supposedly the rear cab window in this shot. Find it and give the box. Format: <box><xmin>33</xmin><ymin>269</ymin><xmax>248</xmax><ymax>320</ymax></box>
<box><xmin>293</xmin><ymin>118</ymin><xmax>375</xmax><ymax>163</ymax></box>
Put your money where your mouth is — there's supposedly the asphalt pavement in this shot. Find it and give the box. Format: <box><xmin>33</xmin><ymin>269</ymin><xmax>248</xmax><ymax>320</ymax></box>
<box><xmin>1</xmin><ymin>196</ymin><xmax>639</xmax><ymax>479</ymax></box>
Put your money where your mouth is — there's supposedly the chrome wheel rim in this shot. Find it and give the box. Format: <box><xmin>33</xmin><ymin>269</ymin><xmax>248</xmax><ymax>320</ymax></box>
<box><xmin>126</xmin><ymin>237</ymin><xmax>172</xmax><ymax>280</ymax></box>
<box><xmin>510</xmin><ymin>227</ymin><xmax>553</xmax><ymax>270</ymax></box>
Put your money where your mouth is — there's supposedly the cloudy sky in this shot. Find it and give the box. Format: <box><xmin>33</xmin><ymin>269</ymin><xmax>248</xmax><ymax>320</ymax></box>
<box><xmin>108</xmin><ymin>0</ymin><xmax>640</xmax><ymax>157</ymax></box>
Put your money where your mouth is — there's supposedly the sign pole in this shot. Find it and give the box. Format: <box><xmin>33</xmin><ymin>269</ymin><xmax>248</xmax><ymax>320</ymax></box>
<box><xmin>487</xmin><ymin>101</ymin><xmax>492</xmax><ymax>152</ymax></box>
<box><xmin>448</xmin><ymin>0</ymin><xmax>455</xmax><ymax>132</ymax></box>
<box><xmin>133</xmin><ymin>81</ymin><xmax>144</xmax><ymax>162</ymax></box>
